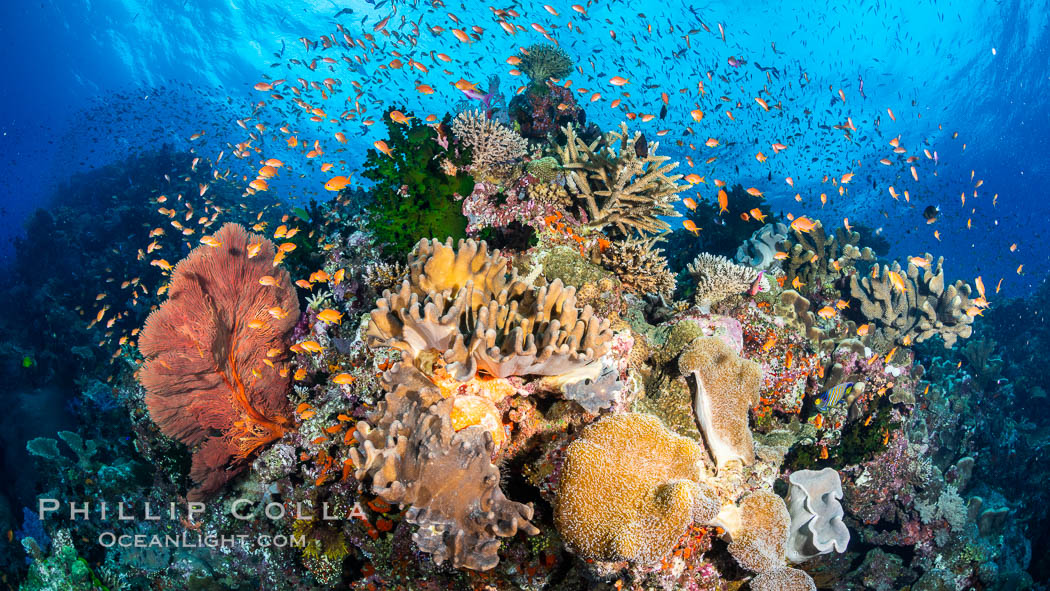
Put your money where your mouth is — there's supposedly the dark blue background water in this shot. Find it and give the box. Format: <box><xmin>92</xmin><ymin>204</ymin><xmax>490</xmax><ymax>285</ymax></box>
<box><xmin>1</xmin><ymin>0</ymin><xmax>1047</xmax><ymax>297</ymax></box>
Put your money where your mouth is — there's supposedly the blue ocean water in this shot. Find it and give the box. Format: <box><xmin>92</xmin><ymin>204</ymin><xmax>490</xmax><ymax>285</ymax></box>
<box><xmin>1</xmin><ymin>0</ymin><xmax>1049</xmax><ymax>588</ymax></box>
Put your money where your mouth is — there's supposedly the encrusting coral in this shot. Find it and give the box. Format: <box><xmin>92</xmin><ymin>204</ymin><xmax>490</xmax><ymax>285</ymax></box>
<box><xmin>137</xmin><ymin>222</ymin><xmax>299</xmax><ymax>500</ymax></box>
<box><xmin>349</xmin><ymin>362</ymin><xmax>539</xmax><ymax>571</ymax></box>
<box><xmin>686</xmin><ymin>252</ymin><xmax>761</xmax><ymax>309</ymax></box>
<box><xmin>598</xmin><ymin>234</ymin><xmax>676</xmax><ymax>297</ymax></box>
<box><xmin>848</xmin><ymin>254</ymin><xmax>976</xmax><ymax>348</ymax></box>
<box><xmin>679</xmin><ymin>336</ymin><xmax>762</xmax><ymax>469</ymax></box>
<box><xmin>553</xmin><ymin>413</ymin><xmax>721</xmax><ymax>564</ymax></box>
<box><xmin>554</xmin><ymin>122</ymin><xmax>685</xmax><ymax>236</ymax></box>
<box><xmin>366</xmin><ymin>237</ymin><xmax>613</xmax><ymax>382</ymax></box>
<box><xmin>785</xmin><ymin>468</ymin><xmax>850</xmax><ymax>563</ymax></box>
<box><xmin>452</xmin><ymin>109</ymin><xmax>529</xmax><ymax>171</ymax></box>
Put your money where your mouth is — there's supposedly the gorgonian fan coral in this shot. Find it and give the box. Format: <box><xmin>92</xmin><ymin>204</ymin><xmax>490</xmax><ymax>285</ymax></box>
<box><xmin>137</xmin><ymin>222</ymin><xmax>299</xmax><ymax>499</ymax></box>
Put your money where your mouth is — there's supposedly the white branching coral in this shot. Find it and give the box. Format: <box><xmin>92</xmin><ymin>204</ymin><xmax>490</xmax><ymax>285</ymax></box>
<box><xmin>686</xmin><ymin>252</ymin><xmax>761</xmax><ymax>308</ymax></box>
<box><xmin>555</xmin><ymin>123</ymin><xmax>685</xmax><ymax>236</ymax></box>
<box><xmin>452</xmin><ymin>109</ymin><xmax>528</xmax><ymax>170</ymax></box>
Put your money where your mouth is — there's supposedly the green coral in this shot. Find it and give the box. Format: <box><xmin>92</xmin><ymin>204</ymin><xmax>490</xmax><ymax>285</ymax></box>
<box><xmin>363</xmin><ymin>109</ymin><xmax>474</xmax><ymax>257</ymax></box>
<box><xmin>20</xmin><ymin>530</ymin><xmax>108</xmax><ymax>591</ymax></box>
<box><xmin>525</xmin><ymin>156</ymin><xmax>562</xmax><ymax>182</ymax></box>
<box><xmin>537</xmin><ymin>245</ymin><xmax>612</xmax><ymax>288</ymax></box>
<box><xmin>520</xmin><ymin>44</ymin><xmax>573</xmax><ymax>83</ymax></box>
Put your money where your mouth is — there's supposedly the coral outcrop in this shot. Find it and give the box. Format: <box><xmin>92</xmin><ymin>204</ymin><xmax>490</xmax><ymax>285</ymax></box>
<box><xmin>366</xmin><ymin>237</ymin><xmax>613</xmax><ymax>382</ymax></box>
<box><xmin>848</xmin><ymin>255</ymin><xmax>975</xmax><ymax>348</ymax></box>
<box><xmin>679</xmin><ymin>336</ymin><xmax>762</xmax><ymax>469</ymax></box>
<box><xmin>137</xmin><ymin>222</ymin><xmax>299</xmax><ymax>499</ymax></box>
<box><xmin>777</xmin><ymin>219</ymin><xmax>874</xmax><ymax>289</ymax></box>
<box><xmin>598</xmin><ymin>235</ymin><xmax>676</xmax><ymax>297</ymax></box>
<box><xmin>553</xmin><ymin>413</ymin><xmax>720</xmax><ymax>564</ymax></box>
<box><xmin>554</xmin><ymin>123</ymin><xmax>685</xmax><ymax>236</ymax></box>
<box><xmin>686</xmin><ymin>253</ymin><xmax>762</xmax><ymax>309</ymax></box>
<box><xmin>349</xmin><ymin>362</ymin><xmax>538</xmax><ymax>571</ymax></box>
<box><xmin>452</xmin><ymin>109</ymin><xmax>529</xmax><ymax>171</ymax></box>
<box><xmin>785</xmin><ymin>468</ymin><xmax>850</xmax><ymax>563</ymax></box>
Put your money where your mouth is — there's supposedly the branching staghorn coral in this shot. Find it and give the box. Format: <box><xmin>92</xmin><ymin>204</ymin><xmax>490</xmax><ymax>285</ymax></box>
<box><xmin>553</xmin><ymin>413</ymin><xmax>721</xmax><ymax>564</ymax></box>
<box><xmin>848</xmin><ymin>254</ymin><xmax>975</xmax><ymax>348</ymax></box>
<box><xmin>137</xmin><ymin>223</ymin><xmax>298</xmax><ymax>500</ymax></box>
<box><xmin>686</xmin><ymin>252</ymin><xmax>761</xmax><ymax>309</ymax></box>
<box><xmin>349</xmin><ymin>362</ymin><xmax>539</xmax><ymax>571</ymax></box>
<box><xmin>777</xmin><ymin>219</ymin><xmax>874</xmax><ymax>289</ymax></box>
<box><xmin>598</xmin><ymin>234</ymin><xmax>676</xmax><ymax>297</ymax></box>
<box><xmin>679</xmin><ymin>336</ymin><xmax>762</xmax><ymax>469</ymax></box>
<box><xmin>554</xmin><ymin>122</ymin><xmax>684</xmax><ymax>236</ymax></box>
<box><xmin>366</xmin><ymin>237</ymin><xmax>613</xmax><ymax>382</ymax></box>
<box><xmin>519</xmin><ymin>43</ymin><xmax>574</xmax><ymax>82</ymax></box>
<box><xmin>452</xmin><ymin>109</ymin><xmax>528</xmax><ymax>171</ymax></box>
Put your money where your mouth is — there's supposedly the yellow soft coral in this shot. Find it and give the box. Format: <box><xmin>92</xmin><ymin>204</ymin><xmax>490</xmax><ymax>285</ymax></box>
<box><xmin>554</xmin><ymin>413</ymin><xmax>720</xmax><ymax>564</ymax></box>
<box><xmin>679</xmin><ymin>336</ymin><xmax>762</xmax><ymax>470</ymax></box>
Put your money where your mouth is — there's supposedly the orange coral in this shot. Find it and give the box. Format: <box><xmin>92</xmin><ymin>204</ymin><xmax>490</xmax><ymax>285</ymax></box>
<box><xmin>137</xmin><ymin>223</ymin><xmax>299</xmax><ymax>499</ymax></box>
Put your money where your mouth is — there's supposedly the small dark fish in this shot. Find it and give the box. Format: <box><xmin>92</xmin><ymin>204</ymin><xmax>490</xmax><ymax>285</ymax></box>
<box><xmin>923</xmin><ymin>205</ymin><xmax>939</xmax><ymax>224</ymax></box>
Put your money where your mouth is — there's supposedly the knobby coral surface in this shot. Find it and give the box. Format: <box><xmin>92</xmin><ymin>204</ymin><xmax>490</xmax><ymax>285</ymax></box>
<box><xmin>452</xmin><ymin>109</ymin><xmax>528</xmax><ymax>171</ymax></box>
<box><xmin>679</xmin><ymin>336</ymin><xmax>762</xmax><ymax>469</ymax></box>
<box><xmin>777</xmin><ymin>220</ymin><xmax>874</xmax><ymax>289</ymax></box>
<box><xmin>137</xmin><ymin>223</ymin><xmax>299</xmax><ymax>499</ymax></box>
<box><xmin>553</xmin><ymin>413</ymin><xmax>720</xmax><ymax>564</ymax></box>
<box><xmin>349</xmin><ymin>362</ymin><xmax>538</xmax><ymax>571</ymax></box>
<box><xmin>686</xmin><ymin>252</ymin><xmax>761</xmax><ymax>309</ymax></box>
<box><xmin>555</xmin><ymin>123</ymin><xmax>684</xmax><ymax>236</ymax></box>
<box><xmin>848</xmin><ymin>254</ymin><xmax>975</xmax><ymax>347</ymax></box>
<box><xmin>367</xmin><ymin>237</ymin><xmax>613</xmax><ymax>382</ymax></box>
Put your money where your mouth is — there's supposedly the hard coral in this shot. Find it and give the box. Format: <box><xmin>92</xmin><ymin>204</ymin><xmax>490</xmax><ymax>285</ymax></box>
<box><xmin>452</xmin><ymin>109</ymin><xmax>528</xmax><ymax>171</ymax></box>
<box><xmin>679</xmin><ymin>336</ymin><xmax>762</xmax><ymax>469</ymax></box>
<box><xmin>686</xmin><ymin>252</ymin><xmax>761</xmax><ymax>309</ymax></box>
<box><xmin>555</xmin><ymin>122</ymin><xmax>685</xmax><ymax>236</ymax></box>
<box><xmin>350</xmin><ymin>363</ymin><xmax>538</xmax><ymax>571</ymax></box>
<box><xmin>848</xmin><ymin>254</ymin><xmax>975</xmax><ymax>348</ymax></box>
<box><xmin>777</xmin><ymin>219</ymin><xmax>874</xmax><ymax>290</ymax></box>
<box><xmin>553</xmin><ymin>413</ymin><xmax>719</xmax><ymax>564</ymax></box>
<box><xmin>598</xmin><ymin>235</ymin><xmax>676</xmax><ymax>297</ymax></box>
<box><xmin>367</xmin><ymin>237</ymin><xmax>612</xmax><ymax>382</ymax></box>
<box><xmin>137</xmin><ymin>223</ymin><xmax>298</xmax><ymax>499</ymax></box>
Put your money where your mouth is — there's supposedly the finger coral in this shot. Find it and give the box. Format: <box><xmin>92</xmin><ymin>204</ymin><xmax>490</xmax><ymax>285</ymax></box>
<box><xmin>679</xmin><ymin>336</ymin><xmax>762</xmax><ymax>469</ymax></box>
<box><xmin>137</xmin><ymin>223</ymin><xmax>299</xmax><ymax>500</ymax></box>
<box><xmin>777</xmin><ymin>219</ymin><xmax>874</xmax><ymax>290</ymax></box>
<box><xmin>452</xmin><ymin>109</ymin><xmax>528</xmax><ymax>171</ymax></box>
<box><xmin>848</xmin><ymin>254</ymin><xmax>975</xmax><ymax>347</ymax></box>
<box><xmin>785</xmin><ymin>468</ymin><xmax>850</xmax><ymax>563</ymax></box>
<box><xmin>553</xmin><ymin>413</ymin><xmax>720</xmax><ymax>564</ymax></box>
<box><xmin>367</xmin><ymin>237</ymin><xmax>613</xmax><ymax>381</ymax></box>
<box><xmin>555</xmin><ymin>122</ymin><xmax>685</xmax><ymax>236</ymax></box>
<box><xmin>686</xmin><ymin>252</ymin><xmax>761</xmax><ymax>310</ymax></box>
<box><xmin>350</xmin><ymin>362</ymin><xmax>538</xmax><ymax>571</ymax></box>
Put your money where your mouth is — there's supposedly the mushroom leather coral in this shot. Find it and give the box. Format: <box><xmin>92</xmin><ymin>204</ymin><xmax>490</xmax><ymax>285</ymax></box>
<box><xmin>137</xmin><ymin>223</ymin><xmax>298</xmax><ymax>500</ymax></box>
<box><xmin>367</xmin><ymin>237</ymin><xmax>612</xmax><ymax>381</ymax></box>
<box><xmin>349</xmin><ymin>362</ymin><xmax>538</xmax><ymax>571</ymax></box>
<box><xmin>679</xmin><ymin>336</ymin><xmax>762</xmax><ymax>469</ymax></box>
<box><xmin>554</xmin><ymin>413</ymin><xmax>720</xmax><ymax>564</ymax></box>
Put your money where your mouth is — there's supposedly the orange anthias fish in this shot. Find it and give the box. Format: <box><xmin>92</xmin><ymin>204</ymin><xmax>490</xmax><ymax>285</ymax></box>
<box><xmin>717</xmin><ymin>189</ymin><xmax>729</xmax><ymax>214</ymax></box>
<box><xmin>683</xmin><ymin>219</ymin><xmax>700</xmax><ymax>236</ymax></box>
<box><xmin>373</xmin><ymin>140</ymin><xmax>394</xmax><ymax>157</ymax></box>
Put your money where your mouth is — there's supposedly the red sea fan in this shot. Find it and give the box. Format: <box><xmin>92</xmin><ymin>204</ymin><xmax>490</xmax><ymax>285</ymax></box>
<box><xmin>137</xmin><ymin>222</ymin><xmax>300</xmax><ymax>500</ymax></box>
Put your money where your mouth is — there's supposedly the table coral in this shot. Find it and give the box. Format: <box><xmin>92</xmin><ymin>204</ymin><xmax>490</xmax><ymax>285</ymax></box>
<box><xmin>553</xmin><ymin>413</ymin><xmax>720</xmax><ymax>564</ymax></box>
<box><xmin>679</xmin><ymin>336</ymin><xmax>762</xmax><ymax>469</ymax></box>
<box><xmin>137</xmin><ymin>222</ymin><xmax>299</xmax><ymax>499</ymax></box>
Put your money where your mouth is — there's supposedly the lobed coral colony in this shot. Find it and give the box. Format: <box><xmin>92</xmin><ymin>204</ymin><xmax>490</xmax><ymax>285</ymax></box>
<box><xmin>13</xmin><ymin>45</ymin><xmax>1039</xmax><ymax>591</ymax></box>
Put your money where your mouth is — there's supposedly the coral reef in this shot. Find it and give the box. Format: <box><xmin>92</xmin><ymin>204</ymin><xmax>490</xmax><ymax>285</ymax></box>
<box><xmin>553</xmin><ymin>413</ymin><xmax>719</xmax><ymax>564</ymax></box>
<box><xmin>686</xmin><ymin>252</ymin><xmax>762</xmax><ymax>309</ymax></box>
<box><xmin>679</xmin><ymin>336</ymin><xmax>762</xmax><ymax>469</ymax></box>
<box><xmin>785</xmin><ymin>468</ymin><xmax>850</xmax><ymax>562</ymax></box>
<box><xmin>137</xmin><ymin>222</ymin><xmax>298</xmax><ymax>499</ymax></box>
<box><xmin>598</xmin><ymin>235</ymin><xmax>677</xmax><ymax>297</ymax></box>
<box><xmin>366</xmin><ymin>237</ymin><xmax>612</xmax><ymax>381</ymax></box>
<box><xmin>554</xmin><ymin>122</ymin><xmax>685</xmax><ymax>236</ymax></box>
<box><xmin>848</xmin><ymin>255</ymin><xmax>976</xmax><ymax>348</ymax></box>
<box><xmin>452</xmin><ymin>109</ymin><xmax>529</xmax><ymax>171</ymax></box>
<box><xmin>777</xmin><ymin>219</ymin><xmax>874</xmax><ymax>291</ymax></box>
